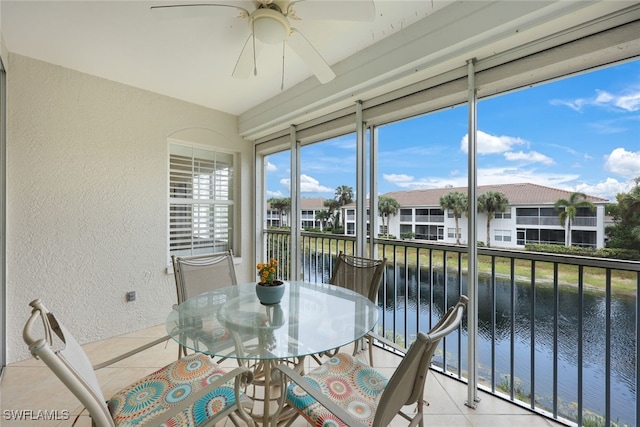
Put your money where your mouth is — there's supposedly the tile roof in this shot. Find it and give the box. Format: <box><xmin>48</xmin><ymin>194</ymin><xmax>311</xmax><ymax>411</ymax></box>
<box><xmin>374</xmin><ymin>183</ymin><xmax>608</xmax><ymax>207</ymax></box>
<box><xmin>300</xmin><ymin>197</ymin><xmax>327</xmax><ymax>209</ymax></box>
<box><xmin>268</xmin><ymin>197</ymin><xmax>328</xmax><ymax>210</ymax></box>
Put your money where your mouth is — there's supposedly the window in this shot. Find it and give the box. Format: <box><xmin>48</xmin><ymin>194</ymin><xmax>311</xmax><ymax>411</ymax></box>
<box><xmin>346</xmin><ymin>222</ymin><xmax>355</xmax><ymax>235</ymax></box>
<box><xmin>169</xmin><ymin>143</ymin><xmax>234</xmax><ymax>257</ymax></box>
<box><xmin>447</xmin><ymin>228</ymin><xmax>461</xmax><ymax>239</ymax></box>
<box><xmin>494</xmin><ymin>211</ymin><xmax>511</xmax><ymax>219</ymax></box>
<box><xmin>494</xmin><ymin>229</ymin><xmax>512</xmax><ymax>242</ymax></box>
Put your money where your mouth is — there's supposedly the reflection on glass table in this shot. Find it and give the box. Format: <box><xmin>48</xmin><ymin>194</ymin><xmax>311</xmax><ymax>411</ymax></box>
<box><xmin>166</xmin><ymin>280</ymin><xmax>378</xmax><ymax>425</ymax></box>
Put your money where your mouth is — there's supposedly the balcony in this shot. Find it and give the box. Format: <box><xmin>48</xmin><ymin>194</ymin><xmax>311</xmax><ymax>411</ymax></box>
<box><xmin>516</xmin><ymin>216</ymin><xmax>561</xmax><ymax>226</ymax></box>
<box><xmin>1</xmin><ymin>323</ymin><xmax>566</xmax><ymax>427</ymax></box>
<box><xmin>267</xmin><ymin>229</ymin><xmax>640</xmax><ymax>427</ymax></box>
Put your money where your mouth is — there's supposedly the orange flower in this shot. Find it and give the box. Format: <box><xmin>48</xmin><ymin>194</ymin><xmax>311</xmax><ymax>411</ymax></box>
<box><xmin>257</xmin><ymin>259</ymin><xmax>278</xmax><ymax>285</ymax></box>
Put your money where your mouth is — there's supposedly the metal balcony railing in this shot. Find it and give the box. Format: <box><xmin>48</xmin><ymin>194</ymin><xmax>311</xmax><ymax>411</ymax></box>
<box><xmin>573</xmin><ymin>217</ymin><xmax>598</xmax><ymax>227</ymax></box>
<box><xmin>264</xmin><ymin>228</ymin><xmax>640</xmax><ymax>427</ymax></box>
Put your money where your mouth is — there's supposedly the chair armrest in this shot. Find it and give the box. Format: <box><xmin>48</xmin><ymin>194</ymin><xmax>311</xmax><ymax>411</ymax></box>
<box><xmin>92</xmin><ymin>335</ymin><xmax>171</xmax><ymax>370</ymax></box>
<box><xmin>367</xmin><ymin>332</ymin><xmax>408</xmax><ymax>355</ymax></box>
<box><xmin>273</xmin><ymin>364</ymin><xmax>368</xmax><ymax>427</ymax></box>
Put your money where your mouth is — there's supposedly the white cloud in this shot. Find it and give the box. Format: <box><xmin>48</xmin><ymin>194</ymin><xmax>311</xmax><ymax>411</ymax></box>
<box><xmin>599</xmin><ymin>89</ymin><xmax>640</xmax><ymax>112</ymax></box>
<box><xmin>552</xmin><ymin>88</ymin><xmax>640</xmax><ymax>112</ymax></box>
<box><xmin>604</xmin><ymin>148</ymin><xmax>640</xmax><ymax>177</ymax></box>
<box><xmin>383</xmin><ymin>173</ymin><xmax>414</xmax><ymax>185</ymax></box>
<box><xmin>266</xmin><ymin>190</ymin><xmax>285</xmax><ymax>198</ymax></box>
<box><xmin>265</xmin><ymin>161</ymin><xmax>277</xmax><ymax>172</ymax></box>
<box><xmin>572</xmin><ymin>177</ymin><xmax>633</xmax><ymax>202</ymax></box>
<box><xmin>504</xmin><ymin>150</ymin><xmax>555</xmax><ymax>165</ymax></box>
<box><xmin>476</xmin><ymin>167</ymin><xmax>579</xmax><ymax>188</ymax></box>
<box><xmin>460</xmin><ymin>130</ymin><xmax>527</xmax><ymax>154</ymax></box>
<box><xmin>281</xmin><ymin>174</ymin><xmax>334</xmax><ymax>193</ymax></box>
<box><xmin>383</xmin><ymin>173</ymin><xmax>453</xmax><ymax>189</ymax></box>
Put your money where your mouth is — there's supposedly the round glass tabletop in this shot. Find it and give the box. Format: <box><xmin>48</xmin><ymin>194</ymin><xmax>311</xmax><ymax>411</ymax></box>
<box><xmin>166</xmin><ymin>281</ymin><xmax>378</xmax><ymax>360</ymax></box>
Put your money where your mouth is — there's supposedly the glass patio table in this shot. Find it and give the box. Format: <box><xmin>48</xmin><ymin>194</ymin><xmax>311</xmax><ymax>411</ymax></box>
<box><xmin>165</xmin><ymin>280</ymin><xmax>378</xmax><ymax>425</ymax></box>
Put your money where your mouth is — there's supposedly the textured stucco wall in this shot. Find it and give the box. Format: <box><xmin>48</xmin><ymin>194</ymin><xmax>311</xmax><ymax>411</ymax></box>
<box><xmin>6</xmin><ymin>54</ymin><xmax>254</xmax><ymax>363</ymax></box>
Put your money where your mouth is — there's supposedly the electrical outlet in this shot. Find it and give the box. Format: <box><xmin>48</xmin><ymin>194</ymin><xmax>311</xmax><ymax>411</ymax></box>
<box><xmin>126</xmin><ymin>291</ymin><xmax>136</xmax><ymax>302</ymax></box>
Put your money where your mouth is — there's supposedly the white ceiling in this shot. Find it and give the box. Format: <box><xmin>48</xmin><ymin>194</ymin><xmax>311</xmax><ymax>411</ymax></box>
<box><xmin>1</xmin><ymin>0</ymin><xmax>454</xmax><ymax>116</ymax></box>
<box><xmin>2</xmin><ymin>0</ymin><xmax>638</xmax><ymax>136</ymax></box>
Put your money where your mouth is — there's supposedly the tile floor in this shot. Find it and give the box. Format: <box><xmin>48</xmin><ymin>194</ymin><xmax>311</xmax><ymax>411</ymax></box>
<box><xmin>1</xmin><ymin>324</ymin><xmax>567</xmax><ymax>426</ymax></box>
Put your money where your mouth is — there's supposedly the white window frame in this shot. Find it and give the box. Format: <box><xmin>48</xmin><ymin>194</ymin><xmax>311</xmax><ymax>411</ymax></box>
<box><xmin>494</xmin><ymin>229</ymin><xmax>512</xmax><ymax>242</ymax></box>
<box><xmin>495</xmin><ymin>211</ymin><xmax>512</xmax><ymax>219</ymax></box>
<box><xmin>169</xmin><ymin>142</ymin><xmax>235</xmax><ymax>258</ymax></box>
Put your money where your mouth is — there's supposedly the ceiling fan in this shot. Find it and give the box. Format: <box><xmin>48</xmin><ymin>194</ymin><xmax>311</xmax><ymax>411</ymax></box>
<box><xmin>151</xmin><ymin>0</ymin><xmax>375</xmax><ymax>87</ymax></box>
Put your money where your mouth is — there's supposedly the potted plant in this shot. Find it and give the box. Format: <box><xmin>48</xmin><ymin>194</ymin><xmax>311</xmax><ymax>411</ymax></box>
<box><xmin>255</xmin><ymin>258</ymin><xmax>285</xmax><ymax>305</ymax></box>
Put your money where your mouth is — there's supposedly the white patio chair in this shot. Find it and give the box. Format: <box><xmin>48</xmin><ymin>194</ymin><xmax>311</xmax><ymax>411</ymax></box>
<box><xmin>172</xmin><ymin>249</ymin><xmax>238</xmax><ymax>359</ymax></box>
<box><xmin>273</xmin><ymin>295</ymin><xmax>468</xmax><ymax>427</ymax></box>
<box><xmin>23</xmin><ymin>298</ymin><xmax>256</xmax><ymax>427</ymax></box>
<box><xmin>323</xmin><ymin>251</ymin><xmax>386</xmax><ymax>366</ymax></box>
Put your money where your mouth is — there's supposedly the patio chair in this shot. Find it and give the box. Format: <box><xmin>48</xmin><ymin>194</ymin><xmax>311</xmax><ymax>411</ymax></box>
<box><xmin>172</xmin><ymin>250</ymin><xmax>237</xmax><ymax>358</ymax></box>
<box><xmin>22</xmin><ymin>298</ymin><xmax>256</xmax><ymax>427</ymax></box>
<box><xmin>172</xmin><ymin>249</ymin><xmax>238</xmax><ymax>303</ymax></box>
<box><xmin>273</xmin><ymin>295</ymin><xmax>468</xmax><ymax>427</ymax></box>
<box><xmin>325</xmin><ymin>251</ymin><xmax>386</xmax><ymax>366</ymax></box>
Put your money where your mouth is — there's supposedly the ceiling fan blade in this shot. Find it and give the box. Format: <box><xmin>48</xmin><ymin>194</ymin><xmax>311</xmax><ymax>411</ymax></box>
<box><xmin>288</xmin><ymin>29</ymin><xmax>335</xmax><ymax>84</ymax></box>
<box><xmin>287</xmin><ymin>0</ymin><xmax>375</xmax><ymax>22</ymax></box>
<box><xmin>150</xmin><ymin>3</ymin><xmax>250</xmax><ymax>20</ymax></box>
<box><xmin>233</xmin><ymin>34</ymin><xmax>263</xmax><ymax>78</ymax></box>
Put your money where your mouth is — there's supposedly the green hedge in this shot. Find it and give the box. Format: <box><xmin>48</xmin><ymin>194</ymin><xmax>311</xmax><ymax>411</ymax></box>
<box><xmin>525</xmin><ymin>244</ymin><xmax>640</xmax><ymax>261</ymax></box>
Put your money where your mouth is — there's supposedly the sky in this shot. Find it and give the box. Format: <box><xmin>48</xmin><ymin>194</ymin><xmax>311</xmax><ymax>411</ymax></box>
<box><xmin>265</xmin><ymin>59</ymin><xmax>640</xmax><ymax>203</ymax></box>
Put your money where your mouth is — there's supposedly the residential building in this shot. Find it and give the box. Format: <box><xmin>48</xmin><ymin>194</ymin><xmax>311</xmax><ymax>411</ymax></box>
<box><xmin>267</xmin><ymin>198</ymin><xmax>329</xmax><ymax>230</ymax></box>
<box><xmin>343</xmin><ymin>183</ymin><xmax>608</xmax><ymax>248</ymax></box>
<box><xmin>300</xmin><ymin>198</ymin><xmax>330</xmax><ymax>230</ymax></box>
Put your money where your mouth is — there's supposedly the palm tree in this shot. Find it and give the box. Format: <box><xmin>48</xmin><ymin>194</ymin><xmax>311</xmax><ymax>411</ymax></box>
<box><xmin>439</xmin><ymin>191</ymin><xmax>468</xmax><ymax>245</ymax></box>
<box><xmin>334</xmin><ymin>185</ymin><xmax>354</xmax><ymax>231</ymax></box>
<box><xmin>323</xmin><ymin>199</ymin><xmax>341</xmax><ymax>230</ymax></box>
<box><xmin>378</xmin><ymin>196</ymin><xmax>400</xmax><ymax>237</ymax></box>
<box><xmin>314</xmin><ymin>210</ymin><xmax>330</xmax><ymax>231</ymax></box>
<box><xmin>268</xmin><ymin>197</ymin><xmax>291</xmax><ymax>228</ymax></box>
<box><xmin>477</xmin><ymin>191</ymin><xmax>510</xmax><ymax>248</ymax></box>
<box><xmin>554</xmin><ymin>192</ymin><xmax>595</xmax><ymax>246</ymax></box>
<box><xmin>334</xmin><ymin>185</ymin><xmax>354</xmax><ymax>206</ymax></box>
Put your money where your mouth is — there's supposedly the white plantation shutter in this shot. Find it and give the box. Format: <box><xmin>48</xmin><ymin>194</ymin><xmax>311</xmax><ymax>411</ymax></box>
<box><xmin>169</xmin><ymin>144</ymin><xmax>234</xmax><ymax>257</ymax></box>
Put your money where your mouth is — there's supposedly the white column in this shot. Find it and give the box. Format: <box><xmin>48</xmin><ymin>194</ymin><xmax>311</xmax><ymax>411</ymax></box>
<box><xmin>369</xmin><ymin>125</ymin><xmax>378</xmax><ymax>259</ymax></box>
<box><xmin>466</xmin><ymin>57</ymin><xmax>479</xmax><ymax>409</ymax></box>
<box><xmin>290</xmin><ymin>126</ymin><xmax>301</xmax><ymax>280</ymax></box>
<box><xmin>355</xmin><ymin>101</ymin><xmax>366</xmax><ymax>257</ymax></box>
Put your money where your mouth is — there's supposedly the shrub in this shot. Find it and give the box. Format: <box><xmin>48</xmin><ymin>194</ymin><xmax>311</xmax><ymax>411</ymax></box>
<box><xmin>525</xmin><ymin>243</ymin><xmax>639</xmax><ymax>261</ymax></box>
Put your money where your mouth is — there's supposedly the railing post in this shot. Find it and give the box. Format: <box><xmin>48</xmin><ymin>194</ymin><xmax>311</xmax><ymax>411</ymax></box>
<box><xmin>369</xmin><ymin>124</ymin><xmax>378</xmax><ymax>259</ymax></box>
<box><xmin>355</xmin><ymin>100</ymin><xmax>366</xmax><ymax>258</ymax></box>
<box><xmin>466</xmin><ymin>57</ymin><xmax>479</xmax><ymax>409</ymax></box>
<box><xmin>290</xmin><ymin>125</ymin><xmax>301</xmax><ymax>280</ymax></box>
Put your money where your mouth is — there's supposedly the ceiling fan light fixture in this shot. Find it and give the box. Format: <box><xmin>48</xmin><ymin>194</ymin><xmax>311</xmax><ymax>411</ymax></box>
<box><xmin>252</xmin><ymin>9</ymin><xmax>290</xmax><ymax>44</ymax></box>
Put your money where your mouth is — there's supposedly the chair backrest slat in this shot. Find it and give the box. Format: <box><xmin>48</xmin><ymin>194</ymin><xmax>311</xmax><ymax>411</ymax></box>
<box><xmin>373</xmin><ymin>295</ymin><xmax>468</xmax><ymax>426</ymax></box>
<box><xmin>172</xmin><ymin>250</ymin><xmax>237</xmax><ymax>303</ymax></box>
<box><xmin>329</xmin><ymin>252</ymin><xmax>386</xmax><ymax>303</ymax></box>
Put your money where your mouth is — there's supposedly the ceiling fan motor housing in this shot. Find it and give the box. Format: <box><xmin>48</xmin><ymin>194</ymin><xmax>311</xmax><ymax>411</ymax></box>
<box><xmin>251</xmin><ymin>8</ymin><xmax>291</xmax><ymax>44</ymax></box>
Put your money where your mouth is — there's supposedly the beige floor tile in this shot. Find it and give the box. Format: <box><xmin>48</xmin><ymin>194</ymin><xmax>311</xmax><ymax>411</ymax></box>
<box><xmin>466</xmin><ymin>414</ymin><xmax>564</xmax><ymax>427</ymax></box>
<box><xmin>421</xmin><ymin>414</ymin><xmax>474</xmax><ymax>426</ymax></box>
<box><xmin>1</xmin><ymin>366</ymin><xmax>84</xmax><ymax>416</ymax></box>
